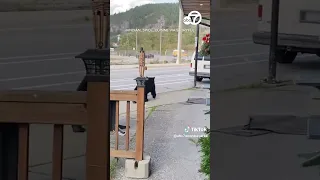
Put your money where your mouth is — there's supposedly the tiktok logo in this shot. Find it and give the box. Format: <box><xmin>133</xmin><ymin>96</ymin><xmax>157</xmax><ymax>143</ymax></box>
<box><xmin>184</xmin><ymin>126</ymin><xmax>191</xmax><ymax>133</ymax></box>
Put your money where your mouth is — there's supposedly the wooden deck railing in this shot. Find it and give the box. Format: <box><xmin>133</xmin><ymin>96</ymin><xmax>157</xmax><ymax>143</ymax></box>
<box><xmin>0</xmin><ymin>86</ymin><xmax>145</xmax><ymax>179</ymax></box>
<box><xmin>110</xmin><ymin>90</ymin><xmax>145</xmax><ymax>161</ymax></box>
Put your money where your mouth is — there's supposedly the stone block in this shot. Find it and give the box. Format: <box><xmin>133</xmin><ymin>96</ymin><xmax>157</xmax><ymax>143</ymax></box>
<box><xmin>125</xmin><ymin>154</ymin><xmax>151</xmax><ymax>179</ymax></box>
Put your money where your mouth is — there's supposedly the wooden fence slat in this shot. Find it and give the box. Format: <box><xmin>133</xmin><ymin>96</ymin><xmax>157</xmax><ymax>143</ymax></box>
<box><xmin>18</xmin><ymin>124</ymin><xmax>29</xmax><ymax>180</ymax></box>
<box><xmin>0</xmin><ymin>90</ymin><xmax>86</xmax><ymax>103</ymax></box>
<box><xmin>0</xmin><ymin>90</ymin><xmax>137</xmax><ymax>103</ymax></box>
<box><xmin>111</xmin><ymin>91</ymin><xmax>137</xmax><ymax>101</ymax></box>
<box><xmin>0</xmin><ymin>103</ymin><xmax>87</xmax><ymax>125</ymax></box>
<box><xmin>125</xmin><ymin>101</ymin><xmax>130</xmax><ymax>150</ymax></box>
<box><xmin>110</xmin><ymin>150</ymin><xmax>136</xmax><ymax>158</ymax></box>
<box><xmin>52</xmin><ymin>125</ymin><xmax>64</xmax><ymax>180</ymax></box>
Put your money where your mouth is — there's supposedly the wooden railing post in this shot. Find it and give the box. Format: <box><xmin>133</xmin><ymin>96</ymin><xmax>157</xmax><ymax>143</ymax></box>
<box><xmin>75</xmin><ymin>50</ymin><xmax>110</xmax><ymax>180</ymax></box>
<box><xmin>86</xmin><ymin>80</ymin><xmax>110</xmax><ymax>180</ymax></box>
<box><xmin>134</xmin><ymin>77</ymin><xmax>147</xmax><ymax>161</ymax></box>
<box><xmin>78</xmin><ymin>0</ymin><xmax>110</xmax><ymax>178</ymax></box>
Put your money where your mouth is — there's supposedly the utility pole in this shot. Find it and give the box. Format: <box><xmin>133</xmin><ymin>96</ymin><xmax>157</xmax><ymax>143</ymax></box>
<box><xmin>136</xmin><ymin>31</ymin><xmax>138</xmax><ymax>54</ymax></box>
<box><xmin>126</xmin><ymin>34</ymin><xmax>129</xmax><ymax>56</ymax></box>
<box><xmin>194</xmin><ymin>24</ymin><xmax>200</xmax><ymax>87</ymax></box>
<box><xmin>267</xmin><ymin>0</ymin><xmax>280</xmax><ymax>83</ymax></box>
<box><xmin>159</xmin><ymin>31</ymin><xmax>162</xmax><ymax>56</ymax></box>
<box><xmin>176</xmin><ymin>5</ymin><xmax>183</xmax><ymax>64</ymax></box>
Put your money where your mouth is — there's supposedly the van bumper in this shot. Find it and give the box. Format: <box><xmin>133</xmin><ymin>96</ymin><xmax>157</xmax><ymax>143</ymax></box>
<box><xmin>189</xmin><ymin>71</ymin><xmax>210</xmax><ymax>78</ymax></box>
<box><xmin>253</xmin><ymin>32</ymin><xmax>320</xmax><ymax>51</ymax></box>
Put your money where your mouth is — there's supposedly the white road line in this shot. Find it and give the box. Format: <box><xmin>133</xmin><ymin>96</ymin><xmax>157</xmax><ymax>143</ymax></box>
<box><xmin>0</xmin><ymin>52</ymin><xmax>80</xmax><ymax>60</ymax></box>
<box><xmin>0</xmin><ymin>39</ymin><xmax>253</xmax><ymax>61</ymax></box>
<box><xmin>115</xmin><ymin>81</ymin><xmax>192</xmax><ymax>90</ymax></box>
<box><xmin>8</xmin><ymin>59</ymin><xmax>270</xmax><ymax>90</ymax></box>
<box><xmin>212</xmin><ymin>52</ymin><xmax>267</xmax><ymax>60</ymax></box>
<box><xmin>243</xmin><ymin>57</ymin><xmax>250</xmax><ymax>62</ymax></box>
<box><xmin>0</xmin><ymin>52</ymin><xmax>268</xmax><ymax>65</ymax></box>
<box><xmin>212</xmin><ymin>59</ymin><xmax>267</xmax><ymax>67</ymax></box>
<box><xmin>1</xmin><ymin>54</ymin><xmax>315</xmax><ymax>82</ymax></box>
<box><xmin>212</xmin><ymin>42</ymin><xmax>252</xmax><ymax>47</ymax></box>
<box><xmin>211</xmin><ymin>38</ymin><xmax>251</xmax><ymax>43</ymax></box>
<box><xmin>13</xmin><ymin>78</ymin><xmax>193</xmax><ymax>90</ymax></box>
<box><xmin>111</xmin><ymin>78</ymin><xmax>193</xmax><ymax>88</ymax></box>
<box><xmin>13</xmin><ymin>81</ymin><xmax>82</xmax><ymax>89</ymax></box>
<box><xmin>0</xmin><ymin>57</ymin><xmax>71</xmax><ymax>65</ymax></box>
<box><xmin>0</xmin><ymin>24</ymin><xmax>91</xmax><ymax>32</ymax></box>
<box><xmin>211</xmin><ymin>54</ymin><xmax>315</xmax><ymax>68</ymax></box>
<box><xmin>6</xmin><ymin>54</ymin><xmax>317</xmax><ymax>89</ymax></box>
<box><xmin>0</xmin><ymin>71</ymin><xmax>84</xmax><ymax>82</ymax></box>
<box><xmin>112</xmin><ymin>74</ymin><xmax>190</xmax><ymax>83</ymax></box>
<box><xmin>113</xmin><ymin>66</ymin><xmax>188</xmax><ymax>72</ymax></box>
<box><xmin>0</xmin><ymin>72</ymin><xmax>189</xmax><ymax>82</ymax></box>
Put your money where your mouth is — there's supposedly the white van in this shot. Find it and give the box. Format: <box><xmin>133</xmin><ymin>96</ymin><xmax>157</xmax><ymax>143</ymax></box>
<box><xmin>189</xmin><ymin>52</ymin><xmax>210</xmax><ymax>82</ymax></box>
<box><xmin>252</xmin><ymin>0</ymin><xmax>320</xmax><ymax>63</ymax></box>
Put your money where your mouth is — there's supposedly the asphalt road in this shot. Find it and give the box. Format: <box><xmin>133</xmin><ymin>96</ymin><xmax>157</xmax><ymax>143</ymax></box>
<box><xmin>1</xmin><ymin>10</ymin><xmax>320</xmax><ymax>109</ymax></box>
<box><xmin>1</xmin><ymin>10</ymin><xmax>318</xmax><ymax>94</ymax></box>
<box><xmin>0</xmin><ymin>10</ymin><xmax>261</xmax><ymax>93</ymax></box>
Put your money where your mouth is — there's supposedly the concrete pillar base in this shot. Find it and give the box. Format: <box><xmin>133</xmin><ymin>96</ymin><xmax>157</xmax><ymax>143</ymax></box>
<box><xmin>125</xmin><ymin>154</ymin><xmax>151</xmax><ymax>179</ymax></box>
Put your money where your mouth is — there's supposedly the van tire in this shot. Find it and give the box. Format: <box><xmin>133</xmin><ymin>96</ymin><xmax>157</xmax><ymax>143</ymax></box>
<box><xmin>276</xmin><ymin>50</ymin><xmax>297</xmax><ymax>64</ymax></box>
<box><xmin>317</xmin><ymin>53</ymin><xmax>320</xmax><ymax>57</ymax></box>
<box><xmin>196</xmin><ymin>77</ymin><xmax>203</xmax><ymax>82</ymax></box>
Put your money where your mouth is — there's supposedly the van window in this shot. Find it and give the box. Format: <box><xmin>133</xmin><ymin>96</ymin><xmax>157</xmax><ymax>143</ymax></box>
<box><xmin>192</xmin><ymin>52</ymin><xmax>210</xmax><ymax>61</ymax></box>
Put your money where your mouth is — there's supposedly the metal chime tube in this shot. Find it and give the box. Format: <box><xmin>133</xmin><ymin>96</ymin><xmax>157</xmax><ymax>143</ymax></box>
<box><xmin>91</xmin><ymin>0</ymin><xmax>108</xmax><ymax>49</ymax></box>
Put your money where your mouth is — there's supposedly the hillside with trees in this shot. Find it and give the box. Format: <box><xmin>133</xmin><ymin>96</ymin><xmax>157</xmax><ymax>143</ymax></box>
<box><xmin>110</xmin><ymin>3</ymin><xmax>209</xmax><ymax>53</ymax></box>
<box><xmin>110</xmin><ymin>3</ymin><xmax>179</xmax><ymax>36</ymax></box>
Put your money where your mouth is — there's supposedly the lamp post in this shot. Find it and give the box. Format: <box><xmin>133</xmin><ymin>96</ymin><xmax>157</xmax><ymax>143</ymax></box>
<box><xmin>266</xmin><ymin>0</ymin><xmax>280</xmax><ymax>83</ymax></box>
<box><xmin>75</xmin><ymin>0</ymin><xmax>110</xmax><ymax>179</ymax></box>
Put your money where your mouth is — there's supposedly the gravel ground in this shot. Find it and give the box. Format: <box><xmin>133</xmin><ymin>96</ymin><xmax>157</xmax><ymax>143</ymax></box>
<box><xmin>114</xmin><ymin>89</ymin><xmax>210</xmax><ymax>180</ymax></box>
<box><xmin>110</xmin><ymin>55</ymin><xmax>190</xmax><ymax>65</ymax></box>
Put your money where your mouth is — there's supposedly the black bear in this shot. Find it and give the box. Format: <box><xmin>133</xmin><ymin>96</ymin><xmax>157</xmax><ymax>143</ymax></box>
<box><xmin>133</xmin><ymin>77</ymin><xmax>156</xmax><ymax>103</ymax></box>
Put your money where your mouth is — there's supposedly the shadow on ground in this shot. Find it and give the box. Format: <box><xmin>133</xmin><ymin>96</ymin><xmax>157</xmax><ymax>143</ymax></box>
<box><xmin>211</xmin><ymin>84</ymin><xmax>320</xmax><ymax>180</ymax></box>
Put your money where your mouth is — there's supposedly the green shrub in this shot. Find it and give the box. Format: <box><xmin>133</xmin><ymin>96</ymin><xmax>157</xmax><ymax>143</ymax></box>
<box><xmin>198</xmin><ymin>129</ymin><xmax>210</xmax><ymax>179</ymax></box>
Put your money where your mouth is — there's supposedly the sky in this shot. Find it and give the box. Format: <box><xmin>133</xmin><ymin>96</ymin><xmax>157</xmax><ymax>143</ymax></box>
<box><xmin>111</xmin><ymin>0</ymin><xmax>178</xmax><ymax>14</ymax></box>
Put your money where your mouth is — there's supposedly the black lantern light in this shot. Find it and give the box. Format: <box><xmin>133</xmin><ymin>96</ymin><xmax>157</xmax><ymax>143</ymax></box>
<box><xmin>73</xmin><ymin>48</ymin><xmax>112</xmax><ymax>134</ymax></box>
<box><xmin>72</xmin><ymin>0</ymin><xmax>110</xmax><ymax>133</ymax></box>
<box><xmin>75</xmin><ymin>49</ymin><xmax>110</xmax><ymax>82</ymax></box>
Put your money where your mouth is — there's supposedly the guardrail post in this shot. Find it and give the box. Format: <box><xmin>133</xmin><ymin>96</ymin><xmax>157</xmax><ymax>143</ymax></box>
<box><xmin>135</xmin><ymin>77</ymin><xmax>147</xmax><ymax>161</ymax></box>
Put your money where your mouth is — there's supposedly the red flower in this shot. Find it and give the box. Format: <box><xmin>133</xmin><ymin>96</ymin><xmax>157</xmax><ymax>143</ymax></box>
<box><xmin>200</xmin><ymin>34</ymin><xmax>210</xmax><ymax>56</ymax></box>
